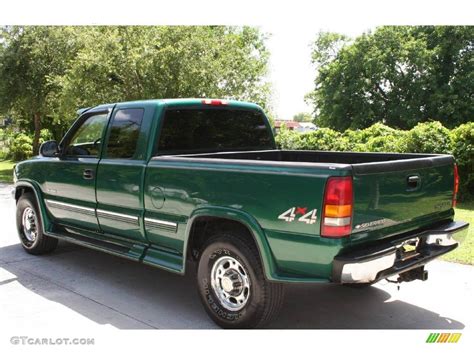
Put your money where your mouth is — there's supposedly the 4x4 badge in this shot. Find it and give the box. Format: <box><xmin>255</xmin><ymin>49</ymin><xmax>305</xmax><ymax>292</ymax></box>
<box><xmin>278</xmin><ymin>207</ymin><xmax>318</xmax><ymax>224</ymax></box>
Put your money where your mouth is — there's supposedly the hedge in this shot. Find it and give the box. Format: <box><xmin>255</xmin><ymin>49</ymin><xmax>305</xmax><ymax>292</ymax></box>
<box><xmin>276</xmin><ymin>121</ymin><xmax>474</xmax><ymax>201</ymax></box>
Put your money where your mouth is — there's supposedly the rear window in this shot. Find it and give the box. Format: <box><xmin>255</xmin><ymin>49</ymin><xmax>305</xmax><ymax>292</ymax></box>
<box><xmin>157</xmin><ymin>108</ymin><xmax>274</xmax><ymax>154</ymax></box>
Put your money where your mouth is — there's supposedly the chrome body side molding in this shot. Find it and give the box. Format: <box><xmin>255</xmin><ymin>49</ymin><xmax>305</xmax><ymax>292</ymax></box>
<box><xmin>96</xmin><ymin>209</ymin><xmax>139</xmax><ymax>225</ymax></box>
<box><xmin>45</xmin><ymin>199</ymin><xmax>95</xmax><ymax>216</ymax></box>
<box><xmin>144</xmin><ymin>217</ymin><xmax>178</xmax><ymax>232</ymax></box>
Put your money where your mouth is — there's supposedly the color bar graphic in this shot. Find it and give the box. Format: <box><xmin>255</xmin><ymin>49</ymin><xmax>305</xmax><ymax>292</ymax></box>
<box><xmin>426</xmin><ymin>333</ymin><xmax>461</xmax><ymax>343</ymax></box>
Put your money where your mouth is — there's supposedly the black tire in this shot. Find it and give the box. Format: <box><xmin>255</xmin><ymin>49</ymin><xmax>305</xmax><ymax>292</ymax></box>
<box><xmin>16</xmin><ymin>192</ymin><xmax>58</xmax><ymax>255</ymax></box>
<box><xmin>196</xmin><ymin>229</ymin><xmax>284</xmax><ymax>329</ymax></box>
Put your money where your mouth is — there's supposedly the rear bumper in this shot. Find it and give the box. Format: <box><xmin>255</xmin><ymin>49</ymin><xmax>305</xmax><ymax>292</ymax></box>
<box><xmin>332</xmin><ymin>221</ymin><xmax>469</xmax><ymax>284</ymax></box>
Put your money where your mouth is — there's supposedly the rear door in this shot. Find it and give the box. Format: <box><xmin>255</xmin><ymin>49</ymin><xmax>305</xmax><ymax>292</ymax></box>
<box><xmin>43</xmin><ymin>109</ymin><xmax>110</xmax><ymax>231</ymax></box>
<box><xmin>95</xmin><ymin>104</ymin><xmax>152</xmax><ymax>244</ymax></box>
<box><xmin>351</xmin><ymin>156</ymin><xmax>455</xmax><ymax>244</ymax></box>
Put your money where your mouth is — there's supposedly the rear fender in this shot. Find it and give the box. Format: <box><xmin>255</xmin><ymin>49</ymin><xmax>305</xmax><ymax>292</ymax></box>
<box><xmin>183</xmin><ymin>206</ymin><xmax>278</xmax><ymax>280</ymax></box>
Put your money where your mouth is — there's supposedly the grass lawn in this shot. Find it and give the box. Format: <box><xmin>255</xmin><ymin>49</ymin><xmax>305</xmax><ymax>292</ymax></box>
<box><xmin>442</xmin><ymin>201</ymin><xmax>474</xmax><ymax>265</ymax></box>
<box><xmin>0</xmin><ymin>159</ymin><xmax>15</xmax><ymax>183</ymax></box>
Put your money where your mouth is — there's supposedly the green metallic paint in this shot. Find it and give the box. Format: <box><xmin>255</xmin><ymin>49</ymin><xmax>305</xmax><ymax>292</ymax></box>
<box><xmin>42</xmin><ymin>158</ymin><xmax>101</xmax><ymax>230</ymax></box>
<box><xmin>95</xmin><ymin>159</ymin><xmax>146</xmax><ymax>241</ymax></box>
<box><xmin>264</xmin><ymin>229</ymin><xmax>348</xmax><ymax>281</ymax></box>
<box><xmin>144</xmin><ymin>158</ymin><xmax>352</xmax><ymax>280</ymax></box>
<box><xmin>351</xmin><ymin>163</ymin><xmax>455</xmax><ymax>245</ymax></box>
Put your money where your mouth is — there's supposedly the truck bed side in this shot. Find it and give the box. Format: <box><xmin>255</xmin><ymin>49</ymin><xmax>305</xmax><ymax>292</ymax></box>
<box><xmin>144</xmin><ymin>156</ymin><xmax>352</xmax><ymax>281</ymax></box>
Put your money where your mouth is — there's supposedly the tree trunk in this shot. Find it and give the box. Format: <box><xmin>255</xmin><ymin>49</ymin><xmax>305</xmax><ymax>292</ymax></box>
<box><xmin>33</xmin><ymin>112</ymin><xmax>41</xmax><ymax>155</ymax></box>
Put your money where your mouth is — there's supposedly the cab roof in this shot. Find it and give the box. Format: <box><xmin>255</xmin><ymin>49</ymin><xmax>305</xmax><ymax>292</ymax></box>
<box><xmin>79</xmin><ymin>98</ymin><xmax>262</xmax><ymax>115</ymax></box>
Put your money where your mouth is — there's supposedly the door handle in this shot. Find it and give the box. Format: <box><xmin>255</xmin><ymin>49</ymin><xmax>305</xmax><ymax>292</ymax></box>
<box><xmin>83</xmin><ymin>169</ymin><xmax>94</xmax><ymax>180</ymax></box>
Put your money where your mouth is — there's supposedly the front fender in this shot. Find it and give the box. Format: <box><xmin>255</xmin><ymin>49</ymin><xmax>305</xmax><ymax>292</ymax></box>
<box><xmin>183</xmin><ymin>206</ymin><xmax>278</xmax><ymax>281</ymax></box>
<box><xmin>15</xmin><ymin>180</ymin><xmax>52</xmax><ymax>234</ymax></box>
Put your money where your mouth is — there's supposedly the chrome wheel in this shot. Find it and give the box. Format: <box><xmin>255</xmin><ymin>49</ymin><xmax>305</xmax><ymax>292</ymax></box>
<box><xmin>22</xmin><ymin>207</ymin><xmax>38</xmax><ymax>243</ymax></box>
<box><xmin>210</xmin><ymin>255</ymin><xmax>251</xmax><ymax>311</ymax></box>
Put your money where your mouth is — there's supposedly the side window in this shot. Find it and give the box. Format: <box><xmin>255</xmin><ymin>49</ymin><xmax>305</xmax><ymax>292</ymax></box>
<box><xmin>64</xmin><ymin>113</ymin><xmax>108</xmax><ymax>157</ymax></box>
<box><xmin>106</xmin><ymin>108</ymin><xmax>144</xmax><ymax>159</ymax></box>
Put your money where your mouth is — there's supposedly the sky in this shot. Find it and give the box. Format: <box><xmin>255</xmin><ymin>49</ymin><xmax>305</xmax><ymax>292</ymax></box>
<box><xmin>263</xmin><ymin>24</ymin><xmax>372</xmax><ymax>120</ymax></box>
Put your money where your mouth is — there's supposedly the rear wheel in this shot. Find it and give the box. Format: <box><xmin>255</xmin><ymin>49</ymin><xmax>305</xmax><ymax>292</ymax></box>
<box><xmin>196</xmin><ymin>230</ymin><xmax>284</xmax><ymax>328</ymax></box>
<box><xmin>16</xmin><ymin>193</ymin><xmax>58</xmax><ymax>254</ymax></box>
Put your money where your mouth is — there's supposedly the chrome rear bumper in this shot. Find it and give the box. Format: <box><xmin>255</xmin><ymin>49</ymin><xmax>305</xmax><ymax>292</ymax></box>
<box><xmin>332</xmin><ymin>221</ymin><xmax>469</xmax><ymax>284</ymax></box>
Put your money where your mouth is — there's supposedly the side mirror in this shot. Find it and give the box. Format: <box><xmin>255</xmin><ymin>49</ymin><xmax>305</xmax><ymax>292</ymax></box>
<box><xmin>39</xmin><ymin>140</ymin><xmax>59</xmax><ymax>157</ymax></box>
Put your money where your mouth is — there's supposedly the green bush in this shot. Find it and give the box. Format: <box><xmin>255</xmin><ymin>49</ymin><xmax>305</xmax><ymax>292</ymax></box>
<box><xmin>345</xmin><ymin>123</ymin><xmax>396</xmax><ymax>143</ymax></box>
<box><xmin>275</xmin><ymin>125</ymin><xmax>301</xmax><ymax>150</ymax></box>
<box><xmin>340</xmin><ymin>130</ymin><xmax>366</xmax><ymax>151</ymax></box>
<box><xmin>0</xmin><ymin>128</ymin><xmax>53</xmax><ymax>162</ymax></box>
<box><xmin>341</xmin><ymin>123</ymin><xmax>408</xmax><ymax>152</ymax></box>
<box><xmin>297</xmin><ymin>128</ymin><xmax>349</xmax><ymax>151</ymax></box>
<box><xmin>406</xmin><ymin>121</ymin><xmax>452</xmax><ymax>154</ymax></box>
<box><xmin>276</xmin><ymin>126</ymin><xmax>350</xmax><ymax>151</ymax></box>
<box><xmin>40</xmin><ymin>128</ymin><xmax>53</xmax><ymax>142</ymax></box>
<box><xmin>364</xmin><ymin>134</ymin><xmax>407</xmax><ymax>153</ymax></box>
<box><xmin>277</xmin><ymin>123</ymin><xmax>410</xmax><ymax>153</ymax></box>
<box><xmin>0</xmin><ymin>129</ymin><xmax>6</xmax><ymax>158</ymax></box>
<box><xmin>451</xmin><ymin>123</ymin><xmax>474</xmax><ymax>200</ymax></box>
<box><xmin>9</xmin><ymin>133</ymin><xmax>33</xmax><ymax>161</ymax></box>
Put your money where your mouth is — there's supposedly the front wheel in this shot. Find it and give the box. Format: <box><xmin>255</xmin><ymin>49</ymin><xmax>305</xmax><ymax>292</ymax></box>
<box><xmin>197</xmin><ymin>231</ymin><xmax>284</xmax><ymax>328</ymax></box>
<box><xmin>16</xmin><ymin>192</ymin><xmax>58</xmax><ymax>255</ymax></box>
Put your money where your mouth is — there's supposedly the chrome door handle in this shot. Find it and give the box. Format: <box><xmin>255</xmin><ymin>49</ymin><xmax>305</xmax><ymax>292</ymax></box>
<box><xmin>83</xmin><ymin>169</ymin><xmax>94</xmax><ymax>180</ymax></box>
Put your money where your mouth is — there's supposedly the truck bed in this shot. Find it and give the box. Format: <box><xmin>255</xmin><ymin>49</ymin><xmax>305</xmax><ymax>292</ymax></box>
<box><xmin>155</xmin><ymin>149</ymin><xmax>455</xmax><ymax>248</ymax></box>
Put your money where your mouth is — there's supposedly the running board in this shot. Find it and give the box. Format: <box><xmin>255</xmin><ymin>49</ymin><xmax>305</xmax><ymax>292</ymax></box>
<box><xmin>46</xmin><ymin>224</ymin><xmax>184</xmax><ymax>274</ymax></box>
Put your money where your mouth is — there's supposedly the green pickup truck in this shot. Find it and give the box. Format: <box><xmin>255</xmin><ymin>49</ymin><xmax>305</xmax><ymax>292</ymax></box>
<box><xmin>13</xmin><ymin>98</ymin><xmax>469</xmax><ymax>328</ymax></box>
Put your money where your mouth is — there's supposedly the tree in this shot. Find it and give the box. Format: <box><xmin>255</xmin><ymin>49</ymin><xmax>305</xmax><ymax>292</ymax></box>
<box><xmin>0</xmin><ymin>26</ymin><xmax>272</xmax><ymax>149</ymax></box>
<box><xmin>310</xmin><ymin>31</ymin><xmax>349</xmax><ymax>68</ymax></box>
<box><xmin>292</xmin><ymin>112</ymin><xmax>313</xmax><ymax>122</ymax></box>
<box><xmin>0</xmin><ymin>26</ymin><xmax>80</xmax><ymax>153</ymax></box>
<box><xmin>53</xmin><ymin>26</ymin><xmax>272</xmax><ymax>123</ymax></box>
<box><xmin>307</xmin><ymin>26</ymin><xmax>474</xmax><ymax>131</ymax></box>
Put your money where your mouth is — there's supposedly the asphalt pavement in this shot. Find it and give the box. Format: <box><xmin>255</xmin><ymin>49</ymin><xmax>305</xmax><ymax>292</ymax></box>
<box><xmin>0</xmin><ymin>183</ymin><xmax>472</xmax><ymax>329</ymax></box>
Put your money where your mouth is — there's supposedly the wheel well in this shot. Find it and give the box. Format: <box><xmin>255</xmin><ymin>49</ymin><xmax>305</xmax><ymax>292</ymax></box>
<box><xmin>15</xmin><ymin>186</ymin><xmax>35</xmax><ymax>202</ymax></box>
<box><xmin>187</xmin><ymin>217</ymin><xmax>258</xmax><ymax>261</ymax></box>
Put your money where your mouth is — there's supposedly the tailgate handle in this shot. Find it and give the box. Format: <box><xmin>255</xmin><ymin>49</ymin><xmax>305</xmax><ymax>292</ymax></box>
<box><xmin>407</xmin><ymin>175</ymin><xmax>421</xmax><ymax>190</ymax></box>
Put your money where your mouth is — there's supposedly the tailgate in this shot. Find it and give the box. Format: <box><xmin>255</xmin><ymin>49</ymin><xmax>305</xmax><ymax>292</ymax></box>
<box><xmin>350</xmin><ymin>155</ymin><xmax>455</xmax><ymax>245</ymax></box>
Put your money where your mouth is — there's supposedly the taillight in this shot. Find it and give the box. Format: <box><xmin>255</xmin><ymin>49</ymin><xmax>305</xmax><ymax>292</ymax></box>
<box><xmin>201</xmin><ymin>99</ymin><xmax>228</xmax><ymax>106</ymax></box>
<box><xmin>453</xmin><ymin>163</ymin><xmax>459</xmax><ymax>207</ymax></box>
<box><xmin>321</xmin><ymin>176</ymin><xmax>353</xmax><ymax>238</ymax></box>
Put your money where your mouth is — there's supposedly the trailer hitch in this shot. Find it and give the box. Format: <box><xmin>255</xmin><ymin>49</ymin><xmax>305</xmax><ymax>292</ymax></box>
<box><xmin>385</xmin><ymin>266</ymin><xmax>428</xmax><ymax>290</ymax></box>
<box><xmin>398</xmin><ymin>266</ymin><xmax>428</xmax><ymax>282</ymax></box>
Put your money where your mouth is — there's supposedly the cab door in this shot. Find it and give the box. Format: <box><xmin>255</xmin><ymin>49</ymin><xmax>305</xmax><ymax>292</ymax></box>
<box><xmin>43</xmin><ymin>109</ymin><xmax>111</xmax><ymax>231</ymax></box>
<box><xmin>95</xmin><ymin>105</ymin><xmax>151</xmax><ymax>243</ymax></box>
